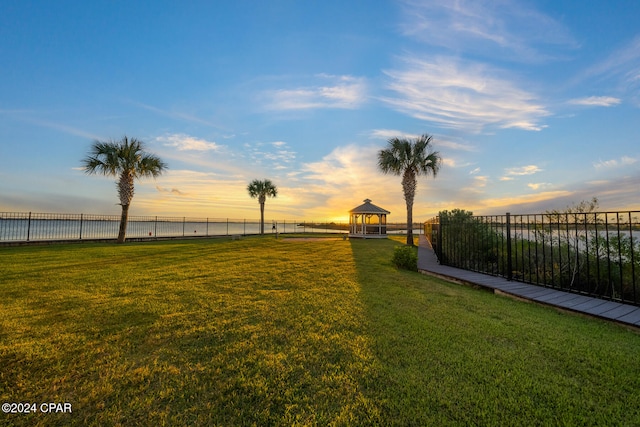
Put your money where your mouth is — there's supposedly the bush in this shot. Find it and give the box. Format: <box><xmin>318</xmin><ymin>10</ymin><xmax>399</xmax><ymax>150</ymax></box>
<box><xmin>392</xmin><ymin>245</ymin><xmax>418</xmax><ymax>271</ymax></box>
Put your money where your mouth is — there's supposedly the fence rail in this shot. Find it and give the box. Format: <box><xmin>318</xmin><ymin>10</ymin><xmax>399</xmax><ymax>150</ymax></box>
<box><xmin>0</xmin><ymin>212</ymin><xmax>422</xmax><ymax>243</ymax></box>
<box><xmin>425</xmin><ymin>210</ymin><xmax>640</xmax><ymax>307</ymax></box>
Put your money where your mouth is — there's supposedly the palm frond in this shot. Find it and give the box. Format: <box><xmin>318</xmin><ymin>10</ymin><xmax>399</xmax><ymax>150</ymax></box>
<box><xmin>82</xmin><ymin>136</ymin><xmax>167</xmax><ymax>178</ymax></box>
<box><xmin>247</xmin><ymin>179</ymin><xmax>278</xmax><ymax>199</ymax></box>
<box><xmin>378</xmin><ymin>138</ymin><xmax>407</xmax><ymax>175</ymax></box>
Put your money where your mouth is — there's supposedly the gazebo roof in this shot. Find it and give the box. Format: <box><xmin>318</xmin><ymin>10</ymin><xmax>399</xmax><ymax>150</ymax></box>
<box><xmin>349</xmin><ymin>199</ymin><xmax>390</xmax><ymax>215</ymax></box>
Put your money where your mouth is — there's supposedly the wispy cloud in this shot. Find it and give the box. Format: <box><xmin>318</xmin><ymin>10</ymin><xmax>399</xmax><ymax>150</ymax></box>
<box><xmin>474</xmin><ymin>175</ymin><xmax>488</xmax><ymax>188</ymax></box>
<box><xmin>369</xmin><ymin>129</ymin><xmax>421</xmax><ymax>140</ymax></box>
<box><xmin>593</xmin><ymin>156</ymin><xmax>638</xmax><ymax>170</ymax></box>
<box><xmin>298</xmin><ymin>144</ymin><xmax>399</xmax><ymax>217</ymax></box>
<box><xmin>527</xmin><ymin>182</ymin><xmax>551</xmax><ymax>190</ymax></box>
<box><xmin>441</xmin><ymin>158</ymin><xmax>458</xmax><ymax>168</ymax></box>
<box><xmin>568</xmin><ymin>96</ymin><xmax>621</xmax><ymax>107</ymax></box>
<box><xmin>577</xmin><ymin>35</ymin><xmax>640</xmax><ymax>105</ymax></box>
<box><xmin>508</xmin><ymin>165</ymin><xmax>543</xmax><ymax>176</ymax></box>
<box><xmin>503</xmin><ymin>165</ymin><xmax>543</xmax><ymax>177</ymax></box>
<box><xmin>0</xmin><ymin>110</ymin><xmax>103</xmax><ymax>140</ymax></box>
<box><xmin>266</xmin><ymin>75</ymin><xmax>367</xmax><ymax>110</ymax></box>
<box><xmin>156</xmin><ymin>185</ymin><xmax>186</xmax><ymax>196</ymax></box>
<box><xmin>33</xmin><ymin>120</ymin><xmax>102</xmax><ymax>140</ymax></box>
<box><xmin>136</xmin><ymin>169</ymin><xmax>254</xmax><ymax>217</ymax></box>
<box><xmin>296</xmin><ymin>143</ymin><xmax>455</xmax><ymax>220</ymax></box>
<box><xmin>481</xmin><ymin>190</ymin><xmax>574</xmax><ymax>212</ymax></box>
<box><xmin>370</xmin><ymin>128</ymin><xmax>476</xmax><ymax>151</ymax></box>
<box><xmin>157</xmin><ymin>133</ymin><xmax>221</xmax><ymax>151</ymax></box>
<box><xmin>383</xmin><ymin>56</ymin><xmax>549</xmax><ymax>132</ymax></box>
<box><xmin>399</xmin><ymin>0</ymin><xmax>577</xmax><ymax>62</ymax></box>
<box><xmin>129</xmin><ymin>100</ymin><xmax>224</xmax><ymax>128</ymax></box>
<box><xmin>245</xmin><ymin>141</ymin><xmax>297</xmax><ymax>169</ymax></box>
<box><xmin>581</xmin><ymin>35</ymin><xmax>640</xmax><ymax>82</ymax></box>
<box><xmin>389</xmin><ymin>1</ymin><xmax>574</xmax><ymax>133</ymax></box>
<box><xmin>302</xmin><ymin>144</ymin><xmax>379</xmax><ymax>188</ymax></box>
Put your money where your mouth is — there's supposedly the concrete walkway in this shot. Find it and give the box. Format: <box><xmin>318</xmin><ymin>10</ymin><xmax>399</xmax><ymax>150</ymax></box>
<box><xmin>417</xmin><ymin>235</ymin><xmax>640</xmax><ymax>329</ymax></box>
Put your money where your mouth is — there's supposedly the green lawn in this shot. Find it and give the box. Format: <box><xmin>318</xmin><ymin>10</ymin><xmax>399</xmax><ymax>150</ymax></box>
<box><xmin>1</xmin><ymin>236</ymin><xmax>639</xmax><ymax>426</ymax></box>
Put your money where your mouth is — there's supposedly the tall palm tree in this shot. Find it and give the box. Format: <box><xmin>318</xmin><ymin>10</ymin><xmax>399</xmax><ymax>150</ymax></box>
<box><xmin>82</xmin><ymin>136</ymin><xmax>168</xmax><ymax>243</ymax></box>
<box><xmin>247</xmin><ymin>179</ymin><xmax>278</xmax><ymax>235</ymax></box>
<box><xmin>378</xmin><ymin>133</ymin><xmax>441</xmax><ymax>246</ymax></box>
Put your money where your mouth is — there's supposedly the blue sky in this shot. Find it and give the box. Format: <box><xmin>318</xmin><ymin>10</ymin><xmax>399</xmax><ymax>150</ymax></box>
<box><xmin>1</xmin><ymin>0</ymin><xmax>639</xmax><ymax>222</ymax></box>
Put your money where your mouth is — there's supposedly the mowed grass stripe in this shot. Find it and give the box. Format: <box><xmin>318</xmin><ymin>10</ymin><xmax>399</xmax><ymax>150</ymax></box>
<box><xmin>1</xmin><ymin>236</ymin><xmax>639</xmax><ymax>426</ymax></box>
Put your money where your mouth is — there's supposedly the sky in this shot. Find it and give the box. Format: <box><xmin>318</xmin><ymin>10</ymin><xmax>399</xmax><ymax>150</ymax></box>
<box><xmin>1</xmin><ymin>0</ymin><xmax>639</xmax><ymax>222</ymax></box>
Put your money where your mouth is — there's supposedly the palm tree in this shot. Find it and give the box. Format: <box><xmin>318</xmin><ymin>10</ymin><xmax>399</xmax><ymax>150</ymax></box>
<box><xmin>378</xmin><ymin>133</ymin><xmax>441</xmax><ymax>246</ymax></box>
<box><xmin>82</xmin><ymin>136</ymin><xmax>168</xmax><ymax>243</ymax></box>
<box><xmin>247</xmin><ymin>179</ymin><xmax>278</xmax><ymax>235</ymax></box>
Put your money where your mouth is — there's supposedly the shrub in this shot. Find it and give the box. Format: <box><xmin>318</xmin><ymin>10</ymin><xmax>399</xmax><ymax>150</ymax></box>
<box><xmin>392</xmin><ymin>245</ymin><xmax>418</xmax><ymax>271</ymax></box>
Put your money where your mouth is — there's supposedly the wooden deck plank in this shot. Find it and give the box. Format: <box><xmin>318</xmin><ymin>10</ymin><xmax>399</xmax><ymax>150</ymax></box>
<box><xmin>538</xmin><ymin>292</ymin><xmax>584</xmax><ymax>305</ymax></box>
<box><xmin>535</xmin><ymin>291</ymin><xmax>574</xmax><ymax>303</ymax></box>
<box><xmin>616</xmin><ymin>309</ymin><xmax>640</xmax><ymax>325</ymax></box>
<box><xmin>599</xmin><ymin>304</ymin><xmax>638</xmax><ymax>319</ymax></box>
<box><xmin>569</xmin><ymin>298</ymin><xmax>610</xmax><ymax>312</ymax></box>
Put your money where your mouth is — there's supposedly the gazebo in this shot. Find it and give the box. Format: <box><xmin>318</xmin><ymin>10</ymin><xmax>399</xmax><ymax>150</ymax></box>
<box><xmin>349</xmin><ymin>199</ymin><xmax>390</xmax><ymax>238</ymax></box>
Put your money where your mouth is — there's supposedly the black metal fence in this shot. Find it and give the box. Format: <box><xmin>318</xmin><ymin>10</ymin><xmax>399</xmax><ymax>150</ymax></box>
<box><xmin>425</xmin><ymin>210</ymin><xmax>640</xmax><ymax>307</ymax></box>
<box><xmin>0</xmin><ymin>212</ymin><xmax>422</xmax><ymax>243</ymax></box>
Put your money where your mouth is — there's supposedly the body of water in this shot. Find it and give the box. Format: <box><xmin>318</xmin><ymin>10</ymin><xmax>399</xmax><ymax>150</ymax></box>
<box><xmin>0</xmin><ymin>213</ymin><xmax>422</xmax><ymax>242</ymax></box>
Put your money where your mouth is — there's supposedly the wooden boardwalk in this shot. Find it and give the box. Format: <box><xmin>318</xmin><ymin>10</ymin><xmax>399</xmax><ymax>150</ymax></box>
<box><xmin>417</xmin><ymin>235</ymin><xmax>640</xmax><ymax>329</ymax></box>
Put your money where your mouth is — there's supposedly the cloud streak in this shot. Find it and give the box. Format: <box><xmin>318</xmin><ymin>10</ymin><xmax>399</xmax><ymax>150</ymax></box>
<box><xmin>581</xmin><ymin>35</ymin><xmax>640</xmax><ymax>82</ymax></box>
<box><xmin>265</xmin><ymin>75</ymin><xmax>367</xmax><ymax>110</ymax></box>
<box><xmin>383</xmin><ymin>57</ymin><xmax>549</xmax><ymax>132</ymax></box>
<box><xmin>157</xmin><ymin>134</ymin><xmax>221</xmax><ymax>151</ymax></box>
<box><xmin>399</xmin><ymin>0</ymin><xmax>577</xmax><ymax>62</ymax></box>
<box><xmin>0</xmin><ymin>110</ymin><xmax>103</xmax><ymax>140</ymax></box>
<box><xmin>593</xmin><ymin>156</ymin><xmax>638</xmax><ymax>170</ymax></box>
<box><xmin>244</xmin><ymin>141</ymin><xmax>297</xmax><ymax>170</ymax></box>
<box><xmin>504</xmin><ymin>165</ymin><xmax>543</xmax><ymax>176</ymax></box>
<box><xmin>156</xmin><ymin>185</ymin><xmax>186</xmax><ymax>196</ymax></box>
<box><xmin>129</xmin><ymin>100</ymin><xmax>225</xmax><ymax>128</ymax></box>
<box><xmin>370</xmin><ymin>129</ymin><xmax>476</xmax><ymax>152</ymax></box>
<box><xmin>575</xmin><ymin>35</ymin><xmax>640</xmax><ymax>106</ymax></box>
<box><xmin>569</xmin><ymin>96</ymin><xmax>621</xmax><ymax>107</ymax></box>
<box><xmin>527</xmin><ymin>183</ymin><xmax>550</xmax><ymax>190</ymax></box>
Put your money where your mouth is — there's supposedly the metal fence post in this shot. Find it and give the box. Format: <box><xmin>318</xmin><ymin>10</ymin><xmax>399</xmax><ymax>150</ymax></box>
<box><xmin>629</xmin><ymin>212</ymin><xmax>637</xmax><ymax>304</ymax></box>
<box><xmin>27</xmin><ymin>212</ymin><xmax>32</xmax><ymax>242</ymax></box>
<box><xmin>436</xmin><ymin>215</ymin><xmax>443</xmax><ymax>262</ymax></box>
<box><xmin>506</xmin><ymin>212</ymin><xmax>512</xmax><ymax>281</ymax></box>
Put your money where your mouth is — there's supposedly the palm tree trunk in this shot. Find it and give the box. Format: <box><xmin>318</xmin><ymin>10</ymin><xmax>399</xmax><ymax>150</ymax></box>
<box><xmin>403</xmin><ymin>170</ymin><xmax>417</xmax><ymax>246</ymax></box>
<box><xmin>405</xmin><ymin>201</ymin><xmax>414</xmax><ymax>245</ymax></box>
<box><xmin>117</xmin><ymin>204</ymin><xmax>130</xmax><ymax>243</ymax></box>
<box><xmin>260</xmin><ymin>202</ymin><xmax>265</xmax><ymax>234</ymax></box>
<box><xmin>116</xmin><ymin>171</ymin><xmax>134</xmax><ymax>243</ymax></box>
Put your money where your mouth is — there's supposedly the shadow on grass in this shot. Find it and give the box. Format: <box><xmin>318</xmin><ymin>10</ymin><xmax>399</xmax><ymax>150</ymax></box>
<box><xmin>349</xmin><ymin>237</ymin><xmax>640</xmax><ymax>426</ymax></box>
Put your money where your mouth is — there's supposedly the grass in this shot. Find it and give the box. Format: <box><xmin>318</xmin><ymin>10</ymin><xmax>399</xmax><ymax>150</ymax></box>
<box><xmin>1</xmin><ymin>236</ymin><xmax>639</xmax><ymax>426</ymax></box>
